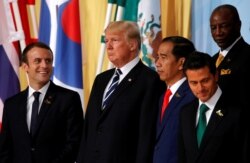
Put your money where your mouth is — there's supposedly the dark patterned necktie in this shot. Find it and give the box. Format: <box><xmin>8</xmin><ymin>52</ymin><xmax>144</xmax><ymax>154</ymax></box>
<box><xmin>102</xmin><ymin>69</ymin><xmax>122</xmax><ymax>109</ymax></box>
<box><xmin>30</xmin><ymin>92</ymin><xmax>40</xmax><ymax>137</ymax></box>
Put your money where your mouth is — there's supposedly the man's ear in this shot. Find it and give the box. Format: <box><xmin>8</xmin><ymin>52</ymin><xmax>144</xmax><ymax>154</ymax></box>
<box><xmin>22</xmin><ymin>62</ymin><xmax>28</xmax><ymax>72</ymax></box>
<box><xmin>129</xmin><ymin>40</ymin><xmax>137</xmax><ymax>51</ymax></box>
<box><xmin>179</xmin><ymin>57</ymin><xmax>185</xmax><ymax>70</ymax></box>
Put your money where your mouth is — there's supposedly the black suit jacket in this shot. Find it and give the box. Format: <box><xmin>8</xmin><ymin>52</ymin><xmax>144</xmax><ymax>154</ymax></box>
<box><xmin>212</xmin><ymin>38</ymin><xmax>250</xmax><ymax>107</ymax></box>
<box><xmin>0</xmin><ymin>82</ymin><xmax>83</xmax><ymax>163</ymax></box>
<box><xmin>77</xmin><ymin>61</ymin><xmax>164</xmax><ymax>163</ymax></box>
<box><xmin>178</xmin><ymin>94</ymin><xmax>245</xmax><ymax>163</ymax></box>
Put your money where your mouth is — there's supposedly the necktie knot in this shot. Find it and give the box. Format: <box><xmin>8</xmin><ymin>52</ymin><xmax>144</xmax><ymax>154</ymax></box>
<box><xmin>33</xmin><ymin>92</ymin><xmax>40</xmax><ymax>100</ymax></box>
<box><xmin>199</xmin><ymin>103</ymin><xmax>209</xmax><ymax>115</ymax></box>
<box><xmin>116</xmin><ymin>68</ymin><xmax>122</xmax><ymax>76</ymax></box>
<box><xmin>216</xmin><ymin>53</ymin><xmax>224</xmax><ymax>67</ymax></box>
<box><xmin>165</xmin><ymin>89</ymin><xmax>172</xmax><ymax>98</ymax></box>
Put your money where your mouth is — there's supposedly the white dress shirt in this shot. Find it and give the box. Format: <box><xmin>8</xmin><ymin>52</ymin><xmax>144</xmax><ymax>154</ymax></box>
<box><xmin>196</xmin><ymin>86</ymin><xmax>222</xmax><ymax>125</ymax></box>
<box><xmin>26</xmin><ymin>82</ymin><xmax>50</xmax><ymax>131</ymax></box>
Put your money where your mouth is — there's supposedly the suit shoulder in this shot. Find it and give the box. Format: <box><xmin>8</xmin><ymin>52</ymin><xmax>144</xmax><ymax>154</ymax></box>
<box><xmin>53</xmin><ymin>84</ymin><xmax>79</xmax><ymax>96</ymax></box>
<box><xmin>4</xmin><ymin>90</ymin><xmax>26</xmax><ymax>104</ymax></box>
<box><xmin>95</xmin><ymin>68</ymin><xmax>114</xmax><ymax>79</ymax></box>
<box><xmin>181</xmin><ymin>99</ymin><xmax>197</xmax><ymax>113</ymax></box>
<box><xmin>137</xmin><ymin>64</ymin><xmax>159</xmax><ymax>80</ymax></box>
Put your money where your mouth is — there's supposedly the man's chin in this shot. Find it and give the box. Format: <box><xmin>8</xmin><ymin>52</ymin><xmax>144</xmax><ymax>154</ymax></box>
<box><xmin>216</xmin><ymin>41</ymin><xmax>229</xmax><ymax>50</ymax></box>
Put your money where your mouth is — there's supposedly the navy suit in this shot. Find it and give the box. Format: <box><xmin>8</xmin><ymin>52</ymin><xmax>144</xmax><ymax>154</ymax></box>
<box><xmin>0</xmin><ymin>82</ymin><xmax>83</xmax><ymax>163</ymax></box>
<box><xmin>179</xmin><ymin>95</ymin><xmax>245</xmax><ymax>163</ymax></box>
<box><xmin>77</xmin><ymin>61</ymin><xmax>164</xmax><ymax>163</ymax></box>
<box><xmin>153</xmin><ymin>80</ymin><xmax>195</xmax><ymax>163</ymax></box>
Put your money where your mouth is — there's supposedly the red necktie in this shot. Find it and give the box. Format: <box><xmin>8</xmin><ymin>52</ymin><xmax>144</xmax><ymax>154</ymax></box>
<box><xmin>161</xmin><ymin>89</ymin><xmax>172</xmax><ymax>122</ymax></box>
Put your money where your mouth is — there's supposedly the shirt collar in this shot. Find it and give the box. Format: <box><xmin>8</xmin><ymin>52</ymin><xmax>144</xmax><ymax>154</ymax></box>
<box><xmin>168</xmin><ymin>77</ymin><xmax>186</xmax><ymax>95</ymax></box>
<box><xmin>116</xmin><ymin>56</ymin><xmax>140</xmax><ymax>78</ymax></box>
<box><xmin>28</xmin><ymin>81</ymin><xmax>50</xmax><ymax>98</ymax></box>
<box><xmin>220</xmin><ymin>36</ymin><xmax>242</xmax><ymax>57</ymax></box>
<box><xmin>199</xmin><ymin>86</ymin><xmax>222</xmax><ymax>110</ymax></box>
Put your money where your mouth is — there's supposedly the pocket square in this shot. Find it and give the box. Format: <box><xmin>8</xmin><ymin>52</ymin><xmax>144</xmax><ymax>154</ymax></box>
<box><xmin>220</xmin><ymin>69</ymin><xmax>231</xmax><ymax>75</ymax></box>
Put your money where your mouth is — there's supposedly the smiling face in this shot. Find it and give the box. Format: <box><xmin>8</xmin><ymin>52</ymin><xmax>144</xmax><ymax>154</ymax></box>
<box><xmin>155</xmin><ymin>42</ymin><xmax>184</xmax><ymax>86</ymax></box>
<box><xmin>186</xmin><ymin>66</ymin><xmax>218</xmax><ymax>102</ymax></box>
<box><xmin>22</xmin><ymin>47</ymin><xmax>53</xmax><ymax>90</ymax></box>
<box><xmin>210</xmin><ymin>7</ymin><xmax>241</xmax><ymax>50</ymax></box>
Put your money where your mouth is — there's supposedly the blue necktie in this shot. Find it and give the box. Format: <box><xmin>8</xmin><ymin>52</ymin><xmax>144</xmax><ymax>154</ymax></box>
<box><xmin>102</xmin><ymin>69</ymin><xmax>122</xmax><ymax>109</ymax></box>
<box><xmin>30</xmin><ymin>92</ymin><xmax>40</xmax><ymax>137</ymax></box>
<box><xmin>197</xmin><ymin>103</ymin><xmax>209</xmax><ymax>147</ymax></box>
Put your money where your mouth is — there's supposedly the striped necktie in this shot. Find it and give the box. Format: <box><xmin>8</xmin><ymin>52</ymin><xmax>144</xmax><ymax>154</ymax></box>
<box><xmin>102</xmin><ymin>69</ymin><xmax>122</xmax><ymax>109</ymax></box>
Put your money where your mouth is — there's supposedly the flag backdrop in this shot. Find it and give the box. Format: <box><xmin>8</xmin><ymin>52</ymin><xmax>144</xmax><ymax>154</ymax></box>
<box><xmin>138</xmin><ymin>0</ymin><xmax>162</xmax><ymax>70</ymax></box>
<box><xmin>39</xmin><ymin>0</ymin><xmax>84</xmax><ymax>107</ymax></box>
<box><xmin>101</xmin><ymin>0</ymin><xmax>161</xmax><ymax>70</ymax></box>
<box><xmin>0</xmin><ymin>0</ymin><xmax>20</xmax><ymax>128</ymax></box>
<box><xmin>3</xmin><ymin>0</ymin><xmax>249</xmax><ymax>111</ymax></box>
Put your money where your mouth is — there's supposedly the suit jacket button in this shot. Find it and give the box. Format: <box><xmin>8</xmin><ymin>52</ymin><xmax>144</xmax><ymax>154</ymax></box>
<box><xmin>97</xmin><ymin>130</ymin><xmax>102</xmax><ymax>134</ymax></box>
<box><xmin>97</xmin><ymin>127</ymin><xmax>102</xmax><ymax>134</ymax></box>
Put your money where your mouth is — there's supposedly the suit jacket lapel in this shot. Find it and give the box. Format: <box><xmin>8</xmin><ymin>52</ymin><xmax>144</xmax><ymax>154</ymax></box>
<box><xmin>19</xmin><ymin>89</ymin><xmax>31</xmax><ymax>138</ymax></box>
<box><xmin>198</xmin><ymin>95</ymin><xmax>226</xmax><ymax>150</ymax></box>
<box><xmin>33</xmin><ymin>82</ymin><xmax>56</xmax><ymax>138</ymax></box>
<box><xmin>185</xmin><ymin>100</ymin><xmax>200</xmax><ymax>154</ymax></box>
<box><xmin>156</xmin><ymin>81</ymin><xmax>190</xmax><ymax>140</ymax></box>
<box><xmin>99</xmin><ymin>61</ymin><xmax>143</xmax><ymax>121</ymax></box>
<box><xmin>217</xmin><ymin>38</ymin><xmax>244</xmax><ymax>68</ymax></box>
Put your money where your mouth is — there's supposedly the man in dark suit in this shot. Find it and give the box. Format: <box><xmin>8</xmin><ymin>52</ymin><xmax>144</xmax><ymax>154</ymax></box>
<box><xmin>153</xmin><ymin>36</ymin><xmax>195</xmax><ymax>163</ymax></box>
<box><xmin>0</xmin><ymin>42</ymin><xmax>83</xmax><ymax>163</ymax></box>
<box><xmin>77</xmin><ymin>21</ymin><xmax>163</xmax><ymax>163</ymax></box>
<box><xmin>210</xmin><ymin>4</ymin><xmax>250</xmax><ymax>107</ymax></box>
<box><xmin>179</xmin><ymin>51</ymin><xmax>245</xmax><ymax>163</ymax></box>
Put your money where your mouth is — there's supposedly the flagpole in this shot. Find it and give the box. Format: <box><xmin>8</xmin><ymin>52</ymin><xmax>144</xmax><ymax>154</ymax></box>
<box><xmin>107</xmin><ymin>0</ymin><xmax>126</xmax><ymax>69</ymax></box>
<box><xmin>27</xmin><ymin>4</ymin><xmax>38</xmax><ymax>40</ymax></box>
<box><xmin>96</xmin><ymin>2</ymin><xmax>114</xmax><ymax>75</ymax></box>
<box><xmin>11</xmin><ymin>1</ymin><xmax>26</xmax><ymax>51</ymax></box>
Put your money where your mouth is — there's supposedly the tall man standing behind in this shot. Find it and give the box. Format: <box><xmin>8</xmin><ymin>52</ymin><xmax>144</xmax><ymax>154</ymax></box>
<box><xmin>153</xmin><ymin>36</ymin><xmax>195</xmax><ymax>163</ymax></box>
<box><xmin>210</xmin><ymin>4</ymin><xmax>250</xmax><ymax>106</ymax></box>
<box><xmin>77</xmin><ymin>21</ymin><xmax>163</xmax><ymax>163</ymax></box>
<box><xmin>0</xmin><ymin>42</ymin><xmax>83</xmax><ymax>163</ymax></box>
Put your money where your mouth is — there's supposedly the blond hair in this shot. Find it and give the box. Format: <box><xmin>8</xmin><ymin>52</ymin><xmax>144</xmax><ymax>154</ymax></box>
<box><xmin>105</xmin><ymin>21</ymin><xmax>141</xmax><ymax>50</ymax></box>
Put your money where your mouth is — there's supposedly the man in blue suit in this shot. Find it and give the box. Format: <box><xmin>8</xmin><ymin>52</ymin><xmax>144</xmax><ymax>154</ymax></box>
<box><xmin>153</xmin><ymin>36</ymin><xmax>196</xmax><ymax>163</ymax></box>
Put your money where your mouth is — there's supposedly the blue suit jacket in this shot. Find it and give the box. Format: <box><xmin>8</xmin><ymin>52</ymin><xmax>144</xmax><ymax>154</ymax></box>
<box><xmin>153</xmin><ymin>80</ymin><xmax>195</xmax><ymax>163</ymax></box>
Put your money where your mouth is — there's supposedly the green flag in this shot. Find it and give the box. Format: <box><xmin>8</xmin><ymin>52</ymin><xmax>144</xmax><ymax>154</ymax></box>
<box><xmin>137</xmin><ymin>0</ymin><xmax>162</xmax><ymax>70</ymax></box>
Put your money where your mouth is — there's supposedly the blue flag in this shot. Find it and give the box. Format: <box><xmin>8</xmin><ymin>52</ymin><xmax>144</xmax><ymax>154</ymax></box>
<box><xmin>39</xmin><ymin>0</ymin><xmax>84</xmax><ymax>107</ymax></box>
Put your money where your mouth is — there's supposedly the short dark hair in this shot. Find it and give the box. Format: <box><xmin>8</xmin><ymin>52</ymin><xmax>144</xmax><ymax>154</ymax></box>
<box><xmin>212</xmin><ymin>4</ymin><xmax>241</xmax><ymax>23</ymax></box>
<box><xmin>183</xmin><ymin>51</ymin><xmax>216</xmax><ymax>76</ymax></box>
<box><xmin>22</xmin><ymin>42</ymin><xmax>53</xmax><ymax>64</ymax></box>
<box><xmin>161</xmin><ymin>36</ymin><xmax>195</xmax><ymax>60</ymax></box>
